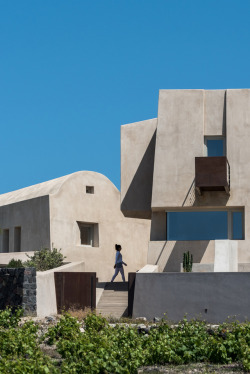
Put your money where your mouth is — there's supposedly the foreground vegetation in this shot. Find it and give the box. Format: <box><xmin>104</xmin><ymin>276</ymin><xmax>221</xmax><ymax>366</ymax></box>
<box><xmin>0</xmin><ymin>309</ymin><xmax>250</xmax><ymax>373</ymax></box>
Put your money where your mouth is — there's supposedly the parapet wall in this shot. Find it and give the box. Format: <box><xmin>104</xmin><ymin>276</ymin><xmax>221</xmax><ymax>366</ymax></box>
<box><xmin>0</xmin><ymin>267</ymin><xmax>36</xmax><ymax>315</ymax></box>
<box><xmin>133</xmin><ymin>272</ymin><xmax>250</xmax><ymax>323</ymax></box>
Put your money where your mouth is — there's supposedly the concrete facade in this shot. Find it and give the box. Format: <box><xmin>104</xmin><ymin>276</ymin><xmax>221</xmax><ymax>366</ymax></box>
<box><xmin>133</xmin><ymin>272</ymin><xmax>250</xmax><ymax>323</ymax></box>
<box><xmin>0</xmin><ymin>171</ymin><xmax>150</xmax><ymax>281</ymax></box>
<box><xmin>121</xmin><ymin>89</ymin><xmax>250</xmax><ymax>272</ymax></box>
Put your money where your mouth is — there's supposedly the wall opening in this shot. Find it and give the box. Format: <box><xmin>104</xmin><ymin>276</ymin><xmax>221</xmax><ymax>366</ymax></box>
<box><xmin>14</xmin><ymin>227</ymin><xmax>21</xmax><ymax>252</ymax></box>
<box><xmin>77</xmin><ymin>222</ymin><xmax>99</xmax><ymax>247</ymax></box>
<box><xmin>204</xmin><ymin>136</ymin><xmax>225</xmax><ymax>156</ymax></box>
<box><xmin>86</xmin><ymin>186</ymin><xmax>94</xmax><ymax>194</ymax></box>
<box><xmin>166</xmin><ymin>209</ymin><xmax>244</xmax><ymax>241</ymax></box>
<box><xmin>2</xmin><ymin>229</ymin><xmax>10</xmax><ymax>253</ymax></box>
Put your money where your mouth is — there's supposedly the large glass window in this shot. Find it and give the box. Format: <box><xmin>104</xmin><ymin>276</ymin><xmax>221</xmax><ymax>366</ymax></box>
<box><xmin>167</xmin><ymin>210</ymin><xmax>244</xmax><ymax>241</ymax></box>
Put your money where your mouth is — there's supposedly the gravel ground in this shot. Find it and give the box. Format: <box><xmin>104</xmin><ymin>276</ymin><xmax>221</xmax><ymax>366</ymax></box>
<box><xmin>138</xmin><ymin>363</ymin><xmax>245</xmax><ymax>373</ymax></box>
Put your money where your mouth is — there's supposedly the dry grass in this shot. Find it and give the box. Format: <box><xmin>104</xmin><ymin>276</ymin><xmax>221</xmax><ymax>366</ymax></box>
<box><xmin>67</xmin><ymin>306</ymin><xmax>93</xmax><ymax>321</ymax></box>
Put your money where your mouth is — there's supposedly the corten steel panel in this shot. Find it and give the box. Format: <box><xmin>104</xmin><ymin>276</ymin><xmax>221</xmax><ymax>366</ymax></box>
<box><xmin>54</xmin><ymin>272</ymin><xmax>96</xmax><ymax>313</ymax></box>
<box><xmin>128</xmin><ymin>272</ymin><xmax>136</xmax><ymax>317</ymax></box>
<box><xmin>195</xmin><ymin>157</ymin><xmax>229</xmax><ymax>192</ymax></box>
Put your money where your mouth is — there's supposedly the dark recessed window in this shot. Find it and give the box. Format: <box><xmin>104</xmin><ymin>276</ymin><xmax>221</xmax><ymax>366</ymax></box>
<box><xmin>2</xmin><ymin>229</ymin><xmax>9</xmax><ymax>253</ymax></box>
<box><xmin>14</xmin><ymin>227</ymin><xmax>21</xmax><ymax>252</ymax></box>
<box><xmin>77</xmin><ymin>222</ymin><xmax>99</xmax><ymax>247</ymax></box>
<box><xmin>86</xmin><ymin>186</ymin><xmax>94</xmax><ymax>194</ymax></box>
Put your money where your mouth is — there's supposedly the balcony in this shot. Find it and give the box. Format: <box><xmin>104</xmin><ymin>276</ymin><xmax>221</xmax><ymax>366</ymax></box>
<box><xmin>195</xmin><ymin>156</ymin><xmax>230</xmax><ymax>194</ymax></box>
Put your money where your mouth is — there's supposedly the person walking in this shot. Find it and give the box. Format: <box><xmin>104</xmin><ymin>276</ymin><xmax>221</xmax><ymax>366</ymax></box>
<box><xmin>111</xmin><ymin>244</ymin><xmax>127</xmax><ymax>282</ymax></box>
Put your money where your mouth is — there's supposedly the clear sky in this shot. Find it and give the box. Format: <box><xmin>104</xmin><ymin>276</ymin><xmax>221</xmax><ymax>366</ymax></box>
<box><xmin>1</xmin><ymin>0</ymin><xmax>250</xmax><ymax>194</ymax></box>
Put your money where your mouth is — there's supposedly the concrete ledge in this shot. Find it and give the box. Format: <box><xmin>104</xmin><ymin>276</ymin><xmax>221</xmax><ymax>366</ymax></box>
<box><xmin>180</xmin><ymin>263</ymin><xmax>214</xmax><ymax>272</ymax></box>
<box><xmin>133</xmin><ymin>272</ymin><xmax>250</xmax><ymax>323</ymax></box>
<box><xmin>138</xmin><ymin>264</ymin><xmax>159</xmax><ymax>273</ymax></box>
<box><xmin>238</xmin><ymin>263</ymin><xmax>250</xmax><ymax>272</ymax></box>
<box><xmin>37</xmin><ymin>261</ymin><xmax>85</xmax><ymax>317</ymax></box>
<box><xmin>0</xmin><ymin>252</ymin><xmax>35</xmax><ymax>264</ymax></box>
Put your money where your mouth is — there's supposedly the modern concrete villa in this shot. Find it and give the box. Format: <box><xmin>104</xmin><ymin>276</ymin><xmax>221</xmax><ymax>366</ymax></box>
<box><xmin>0</xmin><ymin>171</ymin><xmax>150</xmax><ymax>281</ymax></box>
<box><xmin>121</xmin><ymin>89</ymin><xmax>250</xmax><ymax>273</ymax></box>
<box><xmin>121</xmin><ymin>88</ymin><xmax>250</xmax><ymax>321</ymax></box>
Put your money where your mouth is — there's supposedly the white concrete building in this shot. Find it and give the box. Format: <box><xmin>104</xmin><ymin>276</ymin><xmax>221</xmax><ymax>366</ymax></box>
<box><xmin>0</xmin><ymin>171</ymin><xmax>150</xmax><ymax>281</ymax></box>
<box><xmin>121</xmin><ymin>89</ymin><xmax>250</xmax><ymax>272</ymax></box>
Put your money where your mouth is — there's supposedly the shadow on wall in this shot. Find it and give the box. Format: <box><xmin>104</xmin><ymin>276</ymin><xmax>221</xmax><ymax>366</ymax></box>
<box><xmin>121</xmin><ymin>130</ymin><xmax>156</xmax><ymax>219</ymax></box>
<box><xmin>182</xmin><ymin>179</ymin><xmax>230</xmax><ymax>207</ymax></box>
<box><xmin>155</xmin><ymin>241</ymin><xmax>210</xmax><ymax>272</ymax></box>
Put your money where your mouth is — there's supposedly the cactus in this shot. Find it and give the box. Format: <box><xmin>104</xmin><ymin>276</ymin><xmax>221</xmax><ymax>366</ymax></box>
<box><xmin>183</xmin><ymin>251</ymin><xmax>193</xmax><ymax>272</ymax></box>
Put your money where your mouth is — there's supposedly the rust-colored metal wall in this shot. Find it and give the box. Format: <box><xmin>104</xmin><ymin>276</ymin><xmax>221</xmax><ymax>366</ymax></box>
<box><xmin>195</xmin><ymin>156</ymin><xmax>229</xmax><ymax>192</ymax></box>
<box><xmin>54</xmin><ymin>272</ymin><xmax>96</xmax><ymax>313</ymax></box>
<box><xmin>128</xmin><ymin>272</ymin><xmax>136</xmax><ymax>317</ymax></box>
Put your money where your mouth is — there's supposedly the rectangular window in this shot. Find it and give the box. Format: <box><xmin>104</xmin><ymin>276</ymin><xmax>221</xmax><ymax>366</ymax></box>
<box><xmin>14</xmin><ymin>227</ymin><xmax>21</xmax><ymax>252</ymax></box>
<box><xmin>2</xmin><ymin>229</ymin><xmax>9</xmax><ymax>253</ymax></box>
<box><xmin>205</xmin><ymin>136</ymin><xmax>225</xmax><ymax>157</ymax></box>
<box><xmin>77</xmin><ymin>222</ymin><xmax>99</xmax><ymax>247</ymax></box>
<box><xmin>166</xmin><ymin>210</ymin><xmax>244</xmax><ymax>241</ymax></box>
<box><xmin>232</xmin><ymin>212</ymin><xmax>243</xmax><ymax>240</ymax></box>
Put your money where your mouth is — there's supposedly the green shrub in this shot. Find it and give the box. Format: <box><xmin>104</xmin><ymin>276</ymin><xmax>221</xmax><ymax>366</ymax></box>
<box><xmin>7</xmin><ymin>258</ymin><xmax>24</xmax><ymax>268</ymax></box>
<box><xmin>2</xmin><ymin>308</ymin><xmax>250</xmax><ymax>373</ymax></box>
<box><xmin>0</xmin><ymin>309</ymin><xmax>56</xmax><ymax>373</ymax></box>
<box><xmin>0</xmin><ymin>307</ymin><xmax>23</xmax><ymax>328</ymax></box>
<box><xmin>24</xmin><ymin>248</ymin><xmax>66</xmax><ymax>271</ymax></box>
<box><xmin>46</xmin><ymin>313</ymin><xmax>81</xmax><ymax>345</ymax></box>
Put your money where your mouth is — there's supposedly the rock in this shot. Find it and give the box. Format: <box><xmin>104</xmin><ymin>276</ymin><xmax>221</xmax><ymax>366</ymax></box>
<box><xmin>153</xmin><ymin>317</ymin><xmax>160</xmax><ymax>323</ymax></box>
<box><xmin>137</xmin><ymin>324</ymin><xmax>150</xmax><ymax>334</ymax></box>
<box><xmin>137</xmin><ymin>324</ymin><xmax>147</xmax><ymax>329</ymax></box>
<box><xmin>80</xmin><ymin>327</ymin><xmax>85</xmax><ymax>333</ymax></box>
<box><xmin>136</xmin><ymin>317</ymin><xmax>147</xmax><ymax>322</ymax></box>
<box><xmin>108</xmin><ymin>323</ymin><xmax>116</xmax><ymax>328</ymax></box>
<box><xmin>45</xmin><ymin>316</ymin><xmax>56</xmax><ymax>323</ymax></box>
<box><xmin>149</xmin><ymin>324</ymin><xmax>158</xmax><ymax>331</ymax></box>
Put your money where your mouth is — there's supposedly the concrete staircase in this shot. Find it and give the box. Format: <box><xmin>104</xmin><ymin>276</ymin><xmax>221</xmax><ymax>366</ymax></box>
<box><xmin>96</xmin><ymin>282</ymin><xmax>128</xmax><ymax>319</ymax></box>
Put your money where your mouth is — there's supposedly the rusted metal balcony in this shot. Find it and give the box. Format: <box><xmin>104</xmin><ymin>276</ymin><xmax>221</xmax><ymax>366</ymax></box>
<box><xmin>195</xmin><ymin>156</ymin><xmax>230</xmax><ymax>195</ymax></box>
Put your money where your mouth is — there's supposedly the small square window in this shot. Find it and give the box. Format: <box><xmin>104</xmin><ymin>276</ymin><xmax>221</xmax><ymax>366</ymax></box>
<box><xmin>204</xmin><ymin>136</ymin><xmax>225</xmax><ymax>157</ymax></box>
<box><xmin>86</xmin><ymin>186</ymin><xmax>94</xmax><ymax>194</ymax></box>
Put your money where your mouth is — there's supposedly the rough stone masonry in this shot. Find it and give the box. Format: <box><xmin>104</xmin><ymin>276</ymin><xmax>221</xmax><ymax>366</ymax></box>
<box><xmin>0</xmin><ymin>267</ymin><xmax>36</xmax><ymax>315</ymax></box>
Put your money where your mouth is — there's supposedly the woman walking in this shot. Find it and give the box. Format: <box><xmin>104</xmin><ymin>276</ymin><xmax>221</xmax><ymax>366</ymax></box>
<box><xmin>111</xmin><ymin>244</ymin><xmax>127</xmax><ymax>282</ymax></box>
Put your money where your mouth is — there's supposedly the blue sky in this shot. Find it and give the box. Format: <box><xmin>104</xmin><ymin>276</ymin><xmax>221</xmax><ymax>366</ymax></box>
<box><xmin>1</xmin><ymin>0</ymin><xmax>250</xmax><ymax>193</ymax></box>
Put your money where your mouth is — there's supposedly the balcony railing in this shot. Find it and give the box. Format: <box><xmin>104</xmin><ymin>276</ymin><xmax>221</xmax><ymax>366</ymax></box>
<box><xmin>195</xmin><ymin>156</ymin><xmax>230</xmax><ymax>194</ymax></box>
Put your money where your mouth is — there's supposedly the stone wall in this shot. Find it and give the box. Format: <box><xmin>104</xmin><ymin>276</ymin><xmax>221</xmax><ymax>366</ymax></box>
<box><xmin>0</xmin><ymin>267</ymin><xmax>36</xmax><ymax>315</ymax></box>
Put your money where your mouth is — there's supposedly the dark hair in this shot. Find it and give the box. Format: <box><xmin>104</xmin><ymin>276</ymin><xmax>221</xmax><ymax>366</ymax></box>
<box><xmin>115</xmin><ymin>244</ymin><xmax>121</xmax><ymax>251</ymax></box>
